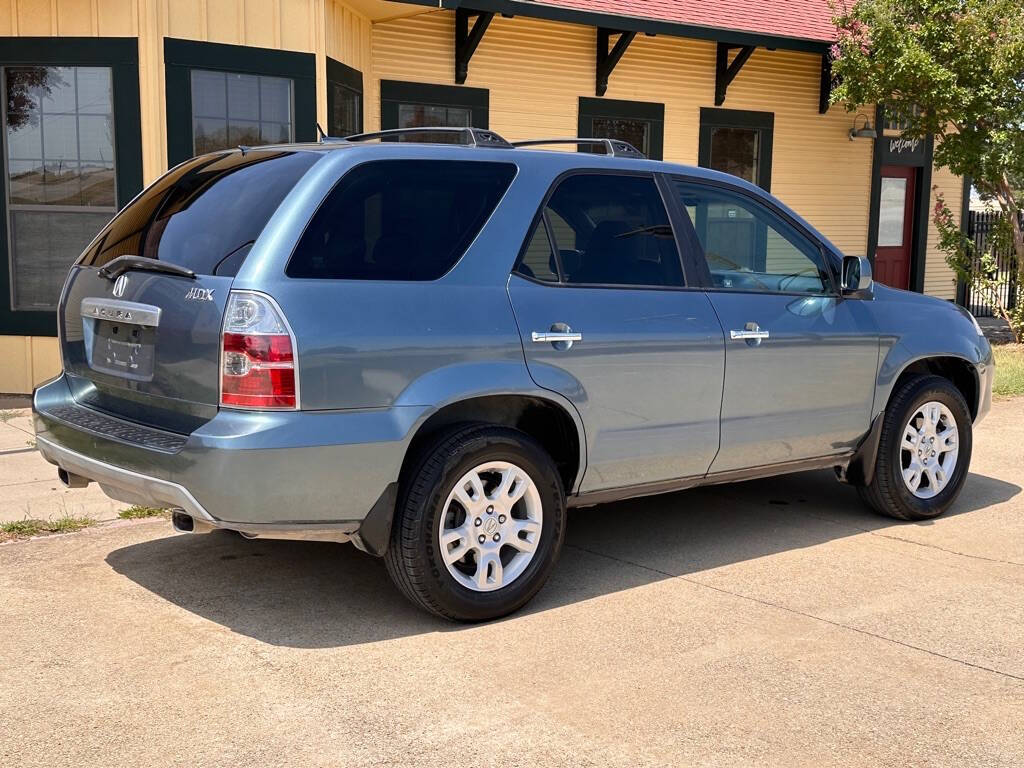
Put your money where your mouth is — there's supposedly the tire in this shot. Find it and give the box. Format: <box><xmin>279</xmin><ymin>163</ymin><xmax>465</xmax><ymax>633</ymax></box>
<box><xmin>384</xmin><ymin>424</ymin><xmax>567</xmax><ymax>621</ymax></box>
<box><xmin>858</xmin><ymin>375</ymin><xmax>973</xmax><ymax>521</ymax></box>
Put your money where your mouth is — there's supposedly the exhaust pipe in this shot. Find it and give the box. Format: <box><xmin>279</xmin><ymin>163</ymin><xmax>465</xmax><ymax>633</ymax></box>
<box><xmin>171</xmin><ymin>510</ymin><xmax>217</xmax><ymax>535</ymax></box>
<box><xmin>57</xmin><ymin>467</ymin><xmax>90</xmax><ymax>489</ymax></box>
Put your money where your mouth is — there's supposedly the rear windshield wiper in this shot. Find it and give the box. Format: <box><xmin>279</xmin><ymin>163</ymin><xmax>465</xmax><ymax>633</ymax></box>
<box><xmin>97</xmin><ymin>254</ymin><xmax>196</xmax><ymax>281</ymax></box>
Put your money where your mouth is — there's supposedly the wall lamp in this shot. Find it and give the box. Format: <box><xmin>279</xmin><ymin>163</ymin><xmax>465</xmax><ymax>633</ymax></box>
<box><xmin>849</xmin><ymin>113</ymin><xmax>877</xmax><ymax>140</ymax></box>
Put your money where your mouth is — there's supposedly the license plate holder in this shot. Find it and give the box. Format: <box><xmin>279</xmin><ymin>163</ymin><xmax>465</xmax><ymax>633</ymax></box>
<box><xmin>89</xmin><ymin>321</ymin><xmax>156</xmax><ymax>380</ymax></box>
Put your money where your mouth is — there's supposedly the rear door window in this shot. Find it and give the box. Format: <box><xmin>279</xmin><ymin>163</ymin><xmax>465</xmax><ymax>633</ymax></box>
<box><xmin>78</xmin><ymin>150</ymin><xmax>320</xmax><ymax>276</ymax></box>
<box><xmin>286</xmin><ymin>160</ymin><xmax>516</xmax><ymax>280</ymax></box>
<box><xmin>516</xmin><ymin>173</ymin><xmax>684</xmax><ymax>287</ymax></box>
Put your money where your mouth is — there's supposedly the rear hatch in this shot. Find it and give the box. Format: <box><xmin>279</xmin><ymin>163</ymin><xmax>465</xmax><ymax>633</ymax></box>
<box><xmin>59</xmin><ymin>149</ymin><xmax>320</xmax><ymax>433</ymax></box>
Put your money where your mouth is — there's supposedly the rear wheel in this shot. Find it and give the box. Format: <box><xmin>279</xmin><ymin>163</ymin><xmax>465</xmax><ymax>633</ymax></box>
<box><xmin>385</xmin><ymin>424</ymin><xmax>566</xmax><ymax>621</ymax></box>
<box><xmin>858</xmin><ymin>375</ymin><xmax>972</xmax><ymax>521</ymax></box>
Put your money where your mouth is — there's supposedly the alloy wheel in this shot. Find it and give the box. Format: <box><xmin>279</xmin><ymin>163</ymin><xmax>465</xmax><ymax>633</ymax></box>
<box><xmin>900</xmin><ymin>400</ymin><xmax>959</xmax><ymax>499</ymax></box>
<box><xmin>437</xmin><ymin>461</ymin><xmax>543</xmax><ymax>592</ymax></box>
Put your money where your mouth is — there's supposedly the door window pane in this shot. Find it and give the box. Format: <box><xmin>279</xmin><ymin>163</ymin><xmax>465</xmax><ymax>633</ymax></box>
<box><xmin>190</xmin><ymin>70</ymin><xmax>294</xmax><ymax>155</ymax></box>
<box><xmin>4</xmin><ymin>65</ymin><xmax>117</xmax><ymax>309</ymax></box>
<box><xmin>535</xmin><ymin>174</ymin><xmax>683</xmax><ymax>287</ymax></box>
<box><xmin>590</xmin><ymin>117</ymin><xmax>650</xmax><ymax>156</ymax></box>
<box><xmin>708</xmin><ymin>126</ymin><xmax>759</xmax><ymax>184</ymax></box>
<box><xmin>675</xmin><ymin>180</ymin><xmax>829</xmax><ymax>294</ymax></box>
<box><xmin>878</xmin><ymin>177</ymin><xmax>907</xmax><ymax>247</ymax></box>
<box><xmin>287</xmin><ymin>160</ymin><xmax>516</xmax><ymax>281</ymax></box>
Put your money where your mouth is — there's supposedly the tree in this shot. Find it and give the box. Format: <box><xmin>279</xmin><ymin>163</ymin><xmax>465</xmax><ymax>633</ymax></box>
<box><xmin>830</xmin><ymin>0</ymin><xmax>1024</xmax><ymax>341</ymax></box>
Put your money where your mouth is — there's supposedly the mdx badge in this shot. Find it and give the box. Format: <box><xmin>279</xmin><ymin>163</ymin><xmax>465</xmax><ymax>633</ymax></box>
<box><xmin>185</xmin><ymin>286</ymin><xmax>215</xmax><ymax>302</ymax></box>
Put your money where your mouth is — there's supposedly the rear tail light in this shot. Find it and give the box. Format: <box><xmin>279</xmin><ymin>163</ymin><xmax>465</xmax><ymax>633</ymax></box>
<box><xmin>220</xmin><ymin>291</ymin><xmax>298</xmax><ymax>409</ymax></box>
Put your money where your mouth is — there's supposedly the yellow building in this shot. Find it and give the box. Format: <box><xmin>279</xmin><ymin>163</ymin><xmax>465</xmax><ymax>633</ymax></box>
<box><xmin>0</xmin><ymin>0</ymin><xmax>967</xmax><ymax>394</ymax></box>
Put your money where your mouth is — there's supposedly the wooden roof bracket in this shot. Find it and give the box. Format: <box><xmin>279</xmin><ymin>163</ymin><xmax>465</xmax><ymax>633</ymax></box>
<box><xmin>455</xmin><ymin>8</ymin><xmax>495</xmax><ymax>84</ymax></box>
<box><xmin>714</xmin><ymin>42</ymin><xmax>756</xmax><ymax>105</ymax></box>
<box><xmin>596</xmin><ymin>28</ymin><xmax>637</xmax><ymax>97</ymax></box>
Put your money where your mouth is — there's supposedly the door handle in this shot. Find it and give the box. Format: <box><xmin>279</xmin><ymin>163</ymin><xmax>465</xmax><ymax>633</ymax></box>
<box><xmin>730</xmin><ymin>322</ymin><xmax>770</xmax><ymax>343</ymax></box>
<box><xmin>531</xmin><ymin>324</ymin><xmax>582</xmax><ymax>349</ymax></box>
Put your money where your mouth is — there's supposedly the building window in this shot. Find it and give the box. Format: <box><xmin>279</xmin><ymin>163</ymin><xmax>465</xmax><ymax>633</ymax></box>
<box><xmin>1</xmin><ymin>38</ymin><xmax>142</xmax><ymax>336</ymax></box>
<box><xmin>883</xmin><ymin>103</ymin><xmax>921</xmax><ymax>133</ymax></box>
<box><xmin>3</xmin><ymin>66</ymin><xmax>116</xmax><ymax>310</ymax></box>
<box><xmin>698</xmin><ymin>107</ymin><xmax>774</xmax><ymax>191</ymax></box>
<box><xmin>381</xmin><ymin>81</ymin><xmax>488</xmax><ymax>139</ymax></box>
<box><xmin>190</xmin><ymin>70</ymin><xmax>293</xmax><ymax>155</ymax></box>
<box><xmin>578</xmin><ymin>97</ymin><xmax>664</xmax><ymax>160</ymax></box>
<box><xmin>327</xmin><ymin>58</ymin><xmax>362</xmax><ymax>137</ymax></box>
<box><xmin>164</xmin><ymin>38</ymin><xmax>316</xmax><ymax>167</ymax></box>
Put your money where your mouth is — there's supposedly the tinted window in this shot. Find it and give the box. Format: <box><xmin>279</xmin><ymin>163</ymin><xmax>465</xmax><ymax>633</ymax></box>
<box><xmin>288</xmin><ymin>160</ymin><xmax>515</xmax><ymax>281</ymax></box>
<box><xmin>525</xmin><ymin>174</ymin><xmax>683</xmax><ymax>287</ymax></box>
<box><xmin>517</xmin><ymin>218</ymin><xmax>558</xmax><ymax>282</ymax></box>
<box><xmin>79</xmin><ymin>150</ymin><xmax>319</xmax><ymax>275</ymax></box>
<box><xmin>674</xmin><ymin>180</ymin><xmax>830</xmax><ymax>294</ymax></box>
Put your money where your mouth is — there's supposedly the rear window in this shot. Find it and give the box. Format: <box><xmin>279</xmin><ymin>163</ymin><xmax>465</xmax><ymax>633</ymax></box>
<box><xmin>286</xmin><ymin>159</ymin><xmax>516</xmax><ymax>281</ymax></box>
<box><xmin>79</xmin><ymin>150</ymin><xmax>319</xmax><ymax>276</ymax></box>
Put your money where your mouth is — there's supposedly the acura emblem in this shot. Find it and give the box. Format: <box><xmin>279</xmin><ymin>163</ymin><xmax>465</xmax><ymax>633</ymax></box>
<box><xmin>112</xmin><ymin>274</ymin><xmax>128</xmax><ymax>297</ymax></box>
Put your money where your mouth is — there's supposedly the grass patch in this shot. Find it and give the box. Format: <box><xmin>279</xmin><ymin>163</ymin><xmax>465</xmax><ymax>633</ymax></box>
<box><xmin>0</xmin><ymin>515</ymin><xmax>95</xmax><ymax>541</ymax></box>
<box><xmin>992</xmin><ymin>344</ymin><xmax>1024</xmax><ymax>398</ymax></box>
<box><xmin>118</xmin><ymin>505</ymin><xmax>168</xmax><ymax>520</ymax></box>
<box><xmin>0</xmin><ymin>410</ymin><xmax>17</xmax><ymax>424</ymax></box>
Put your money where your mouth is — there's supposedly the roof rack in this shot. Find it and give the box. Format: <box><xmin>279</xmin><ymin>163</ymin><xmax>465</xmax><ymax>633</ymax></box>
<box><xmin>326</xmin><ymin>127</ymin><xmax>513</xmax><ymax>148</ymax></box>
<box><xmin>511</xmin><ymin>138</ymin><xmax>646</xmax><ymax>159</ymax></box>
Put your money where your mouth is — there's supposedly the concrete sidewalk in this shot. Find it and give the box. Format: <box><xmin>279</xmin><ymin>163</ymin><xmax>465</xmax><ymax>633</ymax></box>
<box><xmin>0</xmin><ymin>405</ymin><xmax>122</xmax><ymax>525</ymax></box>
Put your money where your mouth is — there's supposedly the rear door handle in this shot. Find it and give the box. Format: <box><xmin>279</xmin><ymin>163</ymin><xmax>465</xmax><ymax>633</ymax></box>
<box><xmin>729</xmin><ymin>322</ymin><xmax>769</xmax><ymax>342</ymax></box>
<box><xmin>531</xmin><ymin>324</ymin><xmax>582</xmax><ymax>349</ymax></box>
<box><xmin>531</xmin><ymin>331</ymin><xmax>583</xmax><ymax>343</ymax></box>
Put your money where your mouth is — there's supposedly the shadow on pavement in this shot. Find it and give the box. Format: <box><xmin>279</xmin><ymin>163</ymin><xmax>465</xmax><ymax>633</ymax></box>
<box><xmin>106</xmin><ymin>469</ymin><xmax>1020</xmax><ymax>648</ymax></box>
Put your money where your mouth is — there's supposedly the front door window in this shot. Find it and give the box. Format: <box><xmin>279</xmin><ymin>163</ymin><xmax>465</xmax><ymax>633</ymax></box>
<box><xmin>3</xmin><ymin>65</ymin><xmax>117</xmax><ymax>310</ymax></box>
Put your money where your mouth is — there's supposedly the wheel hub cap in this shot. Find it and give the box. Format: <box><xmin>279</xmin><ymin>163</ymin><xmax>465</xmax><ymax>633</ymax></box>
<box><xmin>438</xmin><ymin>461</ymin><xmax>543</xmax><ymax>592</ymax></box>
<box><xmin>900</xmin><ymin>401</ymin><xmax>959</xmax><ymax>499</ymax></box>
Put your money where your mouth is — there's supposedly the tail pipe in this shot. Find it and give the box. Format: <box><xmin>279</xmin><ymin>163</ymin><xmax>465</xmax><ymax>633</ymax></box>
<box><xmin>57</xmin><ymin>467</ymin><xmax>90</xmax><ymax>489</ymax></box>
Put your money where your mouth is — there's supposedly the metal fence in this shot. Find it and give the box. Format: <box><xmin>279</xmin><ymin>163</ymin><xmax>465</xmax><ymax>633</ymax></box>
<box><xmin>963</xmin><ymin>210</ymin><xmax>1020</xmax><ymax>317</ymax></box>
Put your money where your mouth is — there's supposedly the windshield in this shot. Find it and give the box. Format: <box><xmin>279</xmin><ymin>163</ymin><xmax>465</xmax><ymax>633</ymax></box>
<box><xmin>78</xmin><ymin>149</ymin><xmax>320</xmax><ymax>276</ymax></box>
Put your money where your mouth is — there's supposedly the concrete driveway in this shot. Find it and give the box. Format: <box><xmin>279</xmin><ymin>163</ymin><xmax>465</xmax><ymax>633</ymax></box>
<box><xmin>2</xmin><ymin>400</ymin><xmax>1023</xmax><ymax>767</ymax></box>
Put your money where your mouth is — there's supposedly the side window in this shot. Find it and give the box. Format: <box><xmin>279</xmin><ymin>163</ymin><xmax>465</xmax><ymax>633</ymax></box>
<box><xmin>288</xmin><ymin>160</ymin><xmax>515</xmax><ymax>280</ymax></box>
<box><xmin>518</xmin><ymin>218</ymin><xmax>559</xmax><ymax>282</ymax></box>
<box><xmin>517</xmin><ymin>174</ymin><xmax>683</xmax><ymax>288</ymax></box>
<box><xmin>674</xmin><ymin>180</ymin><xmax>831</xmax><ymax>294</ymax></box>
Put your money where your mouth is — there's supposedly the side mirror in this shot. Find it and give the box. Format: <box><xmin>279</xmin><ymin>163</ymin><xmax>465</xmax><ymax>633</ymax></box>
<box><xmin>842</xmin><ymin>255</ymin><xmax>873</xmax><ymax>299</ymax></box>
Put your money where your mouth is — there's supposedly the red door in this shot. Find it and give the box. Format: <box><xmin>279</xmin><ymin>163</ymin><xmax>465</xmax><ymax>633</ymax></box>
<box><xmin>874</xmin><ymin>165</ymin><xmax>916</xmax><ymax>290</ymax></box>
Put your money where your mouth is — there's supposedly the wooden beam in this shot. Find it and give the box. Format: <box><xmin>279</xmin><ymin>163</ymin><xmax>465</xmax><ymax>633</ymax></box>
<box><xmin>714</xmin><ymin>42</ymin><xmax>756</xmax><ymax>106</ymax></box>
<box><xmin>455</xmin><ymin>8</ymin><xmax>494</xmax><ymax>84</ymax></box>
<box><xmin>596</xmin><ymin>28</ymin><xmax>636</xmax><ymax>97</ymax></box>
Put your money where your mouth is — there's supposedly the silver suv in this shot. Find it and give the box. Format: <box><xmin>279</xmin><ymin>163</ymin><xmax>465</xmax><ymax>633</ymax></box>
<box><xmin>33</xmin><ymin>129</ymin><xmax>993</xmax><ymax>621</ymax></box>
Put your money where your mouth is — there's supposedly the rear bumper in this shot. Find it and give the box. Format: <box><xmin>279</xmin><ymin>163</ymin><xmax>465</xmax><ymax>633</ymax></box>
<box><xmin>33</xmin><ymin>374</ymin><xmax>426</xmax><ymax>543</ymax></box>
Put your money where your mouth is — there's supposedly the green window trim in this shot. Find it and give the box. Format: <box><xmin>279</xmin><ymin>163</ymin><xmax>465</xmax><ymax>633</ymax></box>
<box><xmin>578</xmin><ymin>97</ymin><xmax>665</xmax><ymax>161</ymax></box>
<box><xmin>164</xmin><ymin>38</ymin><xmax>317</xmax><ymax>167</ymax></box>
<box><xmin>698</xmin><ymin>107</ymin><xmax>774</xmax><ymax>192</ymax></box>
<box><xmin>0</xmin><ymin>37</ymin><xmax>143</xmax><ymax>337</ymax></box>
<box><xmin>380</xmin><ymin>80</ymin><xmax>489</xmax><ymax>130</ymax></box>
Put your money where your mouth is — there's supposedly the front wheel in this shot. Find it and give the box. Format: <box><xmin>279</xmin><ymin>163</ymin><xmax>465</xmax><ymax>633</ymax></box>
<box><xmin>858</xmin><ymin>375</ymin><xmax>973</xmax><ymax>521</ymax></box>
<box><xmin>384</xmin><ymin>424</ymin><xmax>566</xmax><ymax>621</ymax></box>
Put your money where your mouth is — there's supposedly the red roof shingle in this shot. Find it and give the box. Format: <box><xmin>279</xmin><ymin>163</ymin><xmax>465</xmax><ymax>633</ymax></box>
<box><xmin>529</xmin><ymin>0</ymin><xmax>837</xmax><ymax>43</ymax></box>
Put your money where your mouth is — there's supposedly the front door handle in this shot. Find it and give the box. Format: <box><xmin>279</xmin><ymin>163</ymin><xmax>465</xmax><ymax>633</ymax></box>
<box><xmin>531</xmin><ymin>323</ymin><xmax>582</xmax><ymax>349</ymax></box>
<box><xmin>730</xmin><ymin>322</ymin><xmax>770</xmax><ymax>344</ymax></box>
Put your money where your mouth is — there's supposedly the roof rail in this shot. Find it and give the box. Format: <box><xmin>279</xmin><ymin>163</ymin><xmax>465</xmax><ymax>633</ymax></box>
<box><xmin>329</xmin><ymin>127</ymin><xmax>513</xmax><ymax>148</ymax></box>
<box><xmin>511</xmin><ymin>138</ymin><xmax>646</xmax><ymax>159</ymax></box>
